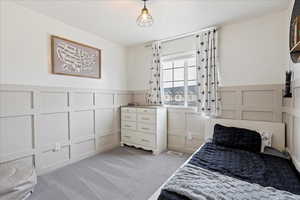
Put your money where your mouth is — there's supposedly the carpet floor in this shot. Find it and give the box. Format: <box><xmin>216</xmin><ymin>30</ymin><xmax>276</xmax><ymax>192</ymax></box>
<box><xmin>28</xmin><ymin>147</ymin><xmax>189</xmax><ymax>200</ymax></box>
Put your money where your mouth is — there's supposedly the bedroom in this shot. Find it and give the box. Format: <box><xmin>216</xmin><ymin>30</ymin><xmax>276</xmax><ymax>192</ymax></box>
<box><xmin>0</xmin><ymin>0</ymin><xmax>299</xmax><ymax>199</ymax></box>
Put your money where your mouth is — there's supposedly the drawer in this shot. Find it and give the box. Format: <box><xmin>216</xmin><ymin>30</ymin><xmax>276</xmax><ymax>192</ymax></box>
<box><xmin>136</xmin><ymin>108</ymin><xmax>156</xmax><ymax>114</ymax></box>
<box><xmin>121</xmin><ymin>107</ymin><xmax>137</xmax><ymax>113</ymax></box>
<box><xmin>137</xmin><ymin>114</ymin><xmax>155</xmax><ymax>124</ymax></box>
<box><xmin>121</xmin><ymin>112</ymin><xmax>137</xmax><ymax>121</ymax></box>
<box><xmin>121</xmin><ymin>121</ymin><xmax>137</xmax><ymax>130</ymax></box>
<box><xmin>122</xmin><ymin>130</ymin><xmax>138</xmax><ymax>144</ymax></box>
<box><xmin>138</xmin><ymin>123</ymin><xmax>156</xmax><ymax>133</ymax></box>
<box><xmin>138</xmin><ymin>134</ymin><xmax>155</xmax><ymax>148</ymax></box>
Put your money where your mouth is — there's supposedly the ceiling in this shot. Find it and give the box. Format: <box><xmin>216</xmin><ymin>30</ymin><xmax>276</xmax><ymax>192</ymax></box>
<box><xmin>15</xmin><ymin>0</ymin><xmax>290</xmax><ymax>46</ymax></box>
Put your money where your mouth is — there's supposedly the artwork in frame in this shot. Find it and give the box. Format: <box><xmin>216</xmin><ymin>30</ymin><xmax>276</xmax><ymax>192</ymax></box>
<box><xmin>51</xmin><ymin>35</ymin><xmax>101</xmax><ymax>78</ymax></box>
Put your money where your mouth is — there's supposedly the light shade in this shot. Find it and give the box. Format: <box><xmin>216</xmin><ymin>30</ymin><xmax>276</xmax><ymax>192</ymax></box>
<box><xmin>136</xmin><ymin>7</ymin><xmax>153</xmax><ymax>27</ymax></box>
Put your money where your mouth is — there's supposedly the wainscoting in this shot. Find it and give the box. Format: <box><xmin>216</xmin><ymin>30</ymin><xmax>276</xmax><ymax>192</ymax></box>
<box><xmin>133</xmin><ymin>84</ymin><xmax>283</xmax><ymax>153</ymax></box>
<box><xmin>282</xmin><ymin>79</ymin><xmax>300</xmax><ymax>171</ymax></box>
<box><xmin>0</xmin><ymin>84</ymin><xmax>132</xmax><ymax>174</ymax></box>
<box><xmin>167</xmin><ymin>109</ymin><xmax>206</xmax><ymax>153</ymax></box>
<box><xmin>220</xmin><ymin>85</ymin><xmax>283</xmax><ymax>122</ymax></box>
<box><xmin>0</xmin><ymin>84</ymin><xmax>285</xmax><ymax>169</ymax></box>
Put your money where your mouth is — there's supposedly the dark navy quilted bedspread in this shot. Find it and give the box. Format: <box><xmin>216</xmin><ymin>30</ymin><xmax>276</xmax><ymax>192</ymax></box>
<box><xmin>158</xmin><ymin>142</ymin><xmax>300</xmax><ymax>200</ymax></box>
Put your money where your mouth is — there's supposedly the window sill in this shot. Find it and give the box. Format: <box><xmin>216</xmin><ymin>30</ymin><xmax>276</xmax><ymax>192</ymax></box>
<box><xmin>163</xmin><ymin>105</ymin><xmax>197</xmax><ymax>112</ymax></box>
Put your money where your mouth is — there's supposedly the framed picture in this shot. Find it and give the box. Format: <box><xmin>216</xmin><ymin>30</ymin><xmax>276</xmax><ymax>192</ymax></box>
<box><xmin>51</xmin><ymin>35</ymin><xmax>101</xmax><ymax>78</ymax></box>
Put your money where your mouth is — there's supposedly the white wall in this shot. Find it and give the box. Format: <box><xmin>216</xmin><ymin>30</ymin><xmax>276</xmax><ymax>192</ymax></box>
<box><xmin>0</xmin><ymin>2</ymin><xmax>127</xmax><ymax>90</ymax></box>
<box><xmin>284</xmin><ymin>0</ymin><xmax>300</xmax><ymax>172</ymax></box>
<box><xmin>289</xmin><ymin>0</ymin><xmax>300</xmax><ymax>76</ymax></box>
<box><xmin>220</xmin><ymin>10</ymin><xmax>288</xmax><ymax>86</ymax></box>
<box><xmin>126</xmin><ymin>36</ymin><xmax>197</xmax><ymax>91</ymax></box>
<box><xmin>127</xmin><ymin>45</ymin><xmax>152</xmax><ymax>91</ymax></box>
<box><xmin>0</xmin><ymin>2</ymin><xmax>130</xmax><ymax>173</ymax></box>
<box><xmin>127</xmin><ymin>9</ymin><xmax>288</xmax><ymax>90</ymax></box>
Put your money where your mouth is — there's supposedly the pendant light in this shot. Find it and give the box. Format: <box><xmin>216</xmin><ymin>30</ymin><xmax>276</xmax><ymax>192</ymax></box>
<box><xmin>136</xmin><ymin>0</ymin><xmax>153</xmax><ymax>27</ymax></box>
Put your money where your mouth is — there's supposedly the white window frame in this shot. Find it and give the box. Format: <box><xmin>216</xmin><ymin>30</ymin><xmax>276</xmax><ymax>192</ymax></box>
<box><xmin>161</xmin><ymin>51</ymin><xmax>196</xmax><ymax>108</ymax></box>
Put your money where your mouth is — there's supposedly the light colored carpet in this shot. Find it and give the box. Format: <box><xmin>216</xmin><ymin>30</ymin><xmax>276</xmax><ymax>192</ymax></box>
<box><xmin>28</xmin><ymin>147</ymin><xmax>189</xmax><ymax>200</ymax></box>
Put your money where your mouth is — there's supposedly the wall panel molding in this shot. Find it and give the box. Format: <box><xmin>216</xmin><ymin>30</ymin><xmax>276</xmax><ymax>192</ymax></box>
<box><xmin>0</xmin><ymin>84</ymin><xmax>133</xmax><ymax>174</ymax></box>
<box><xmin>220</xmin><ymin>84</ymin><xmax>283</xmax><ymax>122</ymax></box>
<box><xmin>131</xmin><ymin>84</ymin><xmax>283</xmax><ymax>153</ymax></box>
<box><xmin>283</xmin><ymin>80</ymin><xmax>300</xmax><ymax>172</ymax></box>
<box><xmin>132</xmin><ymin>84</ymin><xmax>283</xmax><ymax>122</ymax></box>
<box><xmin>167</xmin><ymin>110</ymin><xmax>206</xmax><ymax>153</ymax></box>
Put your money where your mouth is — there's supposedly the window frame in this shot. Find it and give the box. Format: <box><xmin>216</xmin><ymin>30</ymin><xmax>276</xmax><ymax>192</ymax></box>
<box><xmin>161</xmin><ymin>51</ymin><xmax>197</xmax><ymax>108</ymax></box>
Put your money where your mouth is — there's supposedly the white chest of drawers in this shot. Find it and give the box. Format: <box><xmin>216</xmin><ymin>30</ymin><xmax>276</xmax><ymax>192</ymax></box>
<box><xmin>121</xmin><ymin>106</ymin><xmax>167</xmax><ymax>155</ymax></box>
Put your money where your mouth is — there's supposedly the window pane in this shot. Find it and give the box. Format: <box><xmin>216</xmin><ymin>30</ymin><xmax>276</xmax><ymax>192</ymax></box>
<box><xmin>174</xmin><ymin>81</ymin><xmax>184</xmax><ymax>87</ymax></box>
<box><xmin>162</xmin><ymin>61</ymin><xmax>172</xmax><ymax>69</ymax></box>
<box><xmin>188</xmin><ymin>80</ymin><xmax>196</xmax><ymax>86</ymax></box>
<box><xmin>163</xmin><ymin>81</ymin><xmax>184</xmax><ymax>106</ymax></box>
<box><xmin>174</xmin><ymin>68</ymin><xmax>184</xmax><ymax>81</ymax></box>
<box><xmin>163</xmin><ymin>85</ymin><xmax>173</xmax><ymax>105</ymax></box>
<box><xmin>173</xmin><ymin>81</ymin><xmax>184</xmax><ymax>105</ymax></box>
<box><xmin>174</xmin><ymin>59</ymin><xmax>184</xmax><ymax>68</ymax></box>
<box><xmin>187</xmin><ymin>57</ymin><xmax>196</xmax><ymax>67</ymax></box>
<box><xmin>163</xmin><ymin>82</ymin><xmax>172</xmax><ymax>88</ymax></box>
<box><xmin>188</xmin><ymin>67</ymin><xmax>196</xmax><ymax>80</ymax></box>
<box><xmin>163</xmin><ymin>86</ymin><xmax>174</xmax><ymax>105</ymax></box>
<box><xmin>162</xmin><ymin>55</ymin><xmax>197</xmax><ymax>107</ymax></box>
<box><xmin>163</xmin><ymin>69</ymin><xmax>172</xmax><ymax>82</ymax></box>
<box><xmin>188</xmin><ymin>81</ymin><xmax>197</xmax><ymax>107</ymax></box>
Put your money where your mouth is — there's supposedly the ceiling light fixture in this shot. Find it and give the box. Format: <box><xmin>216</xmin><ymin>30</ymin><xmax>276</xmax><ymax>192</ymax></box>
<box><xmin>136</xmin><ymin>0</ymin><xmax>153</xmax><ymax>27</ymax></box>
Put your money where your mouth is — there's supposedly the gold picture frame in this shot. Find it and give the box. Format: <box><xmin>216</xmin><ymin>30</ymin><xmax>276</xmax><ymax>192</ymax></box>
<box><xmin>51</xmin><ymin>35</ymin><xmax>101</xmax><ymax>79</ymax></box>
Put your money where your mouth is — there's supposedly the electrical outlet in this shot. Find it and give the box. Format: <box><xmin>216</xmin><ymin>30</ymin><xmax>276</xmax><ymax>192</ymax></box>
<box><xmin>54</xmin><ymin>143</ymin><xmax>61</xmax><ymax>152</ymax></box>
<box><xmin>187</xmin><ymin>132</ymin><xmax>193</xmax><ymax>140</ymax></box>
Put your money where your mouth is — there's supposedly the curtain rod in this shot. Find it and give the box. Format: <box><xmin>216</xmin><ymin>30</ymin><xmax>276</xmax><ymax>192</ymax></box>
<box><xmin>144</xmin><ymin>26</ymin><xmax>218</xmax><ymax>48</ymax></box>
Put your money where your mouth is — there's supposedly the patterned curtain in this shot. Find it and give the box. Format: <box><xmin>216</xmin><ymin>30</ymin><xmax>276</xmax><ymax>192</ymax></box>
<box><xmin>196</xmin><ymin>29</ymin><xmax>221</xmax><ymax>117</ymax></box>
<box><xmin>146</xmin><ymin>41</ymin><xmax>163</xmax><ymax>105</ymax></box>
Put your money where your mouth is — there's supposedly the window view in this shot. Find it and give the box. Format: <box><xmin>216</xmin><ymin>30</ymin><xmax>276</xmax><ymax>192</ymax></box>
<box><xmin>162</xmin><ymin>54</ymin><xmax>197</xmax><ymax>107</ymax></box>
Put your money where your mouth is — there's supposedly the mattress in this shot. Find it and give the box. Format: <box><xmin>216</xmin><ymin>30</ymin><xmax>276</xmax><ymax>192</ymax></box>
<box><xmin>158</xmin><ymin>142</ymin><xmax>300</xmax><ymax>200</ymax></box>
<box><xmin>0</xmin><ymin>164</ymin><xmax>37</xmax><ymax>200</ymax></box>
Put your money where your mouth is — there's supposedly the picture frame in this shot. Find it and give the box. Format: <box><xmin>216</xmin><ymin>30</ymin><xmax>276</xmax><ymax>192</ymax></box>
<box><xmin>51</xmin><ymin>35</ymin><xmax>101</xmax><ymax>79</ymax></box>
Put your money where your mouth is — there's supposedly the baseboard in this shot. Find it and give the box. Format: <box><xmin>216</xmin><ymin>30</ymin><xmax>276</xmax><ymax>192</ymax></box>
<box><xmin>37</xmin><ymin>143</ymin><xmax>120</xmax><ymax>176</ymax></box>
<box><xmin>167</xmin><ymin>146</ymin><xmax>195</xmax><ymax>154</ymax></box>
<box><xmin>96</xmin><ymin>142</ymin><xmax>120</xmax><ymax>154</ymax></box>
<box><xmin>37</xmin><ymin>151</ymin><xmax>98</xmax><ymax>175</ymax></box>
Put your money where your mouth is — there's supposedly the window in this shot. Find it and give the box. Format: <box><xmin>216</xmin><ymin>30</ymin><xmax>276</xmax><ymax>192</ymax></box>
<box><xmin>162</xmin><ymin>53</ymin><xmax>197</xmax><ymax>107</ymax></box>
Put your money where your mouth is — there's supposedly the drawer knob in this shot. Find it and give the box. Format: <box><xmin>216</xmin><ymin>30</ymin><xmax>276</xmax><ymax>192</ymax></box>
<box><xmin>141</xmin><ymin>139</ymin><xmax>149</xmax><ymax>142</ymax></box>
<box><xmin>124</xmin><ymin>136</ymin><xmax>131</xmax><ymax>138</ymax></box>
<box><xmin>142</xmin><ymin>127</ymin><xmax>149</xmax><ymax>130</ymax></box>
<box><xmin>142</xmin><ymin>117</ymin><xmax>149</xmax><ymax>120</ymax></box>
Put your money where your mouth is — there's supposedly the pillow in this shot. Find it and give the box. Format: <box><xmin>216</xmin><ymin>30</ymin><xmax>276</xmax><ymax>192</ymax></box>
<box><xmin>257</xmin><ymin>130</ymin><xmax>272</xmax><ymax>152</ymax></box>
<box><xmin>213</xmin><ymin>124</ymin><xmax>262</xmax><ymax>153</ymax></box>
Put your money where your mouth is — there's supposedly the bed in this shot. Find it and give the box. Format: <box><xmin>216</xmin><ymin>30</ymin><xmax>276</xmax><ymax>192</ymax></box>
<box><xmin>149</xmin><ymin>119</ymin><xmax>300</xmax><ymax>200</ymax></box>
